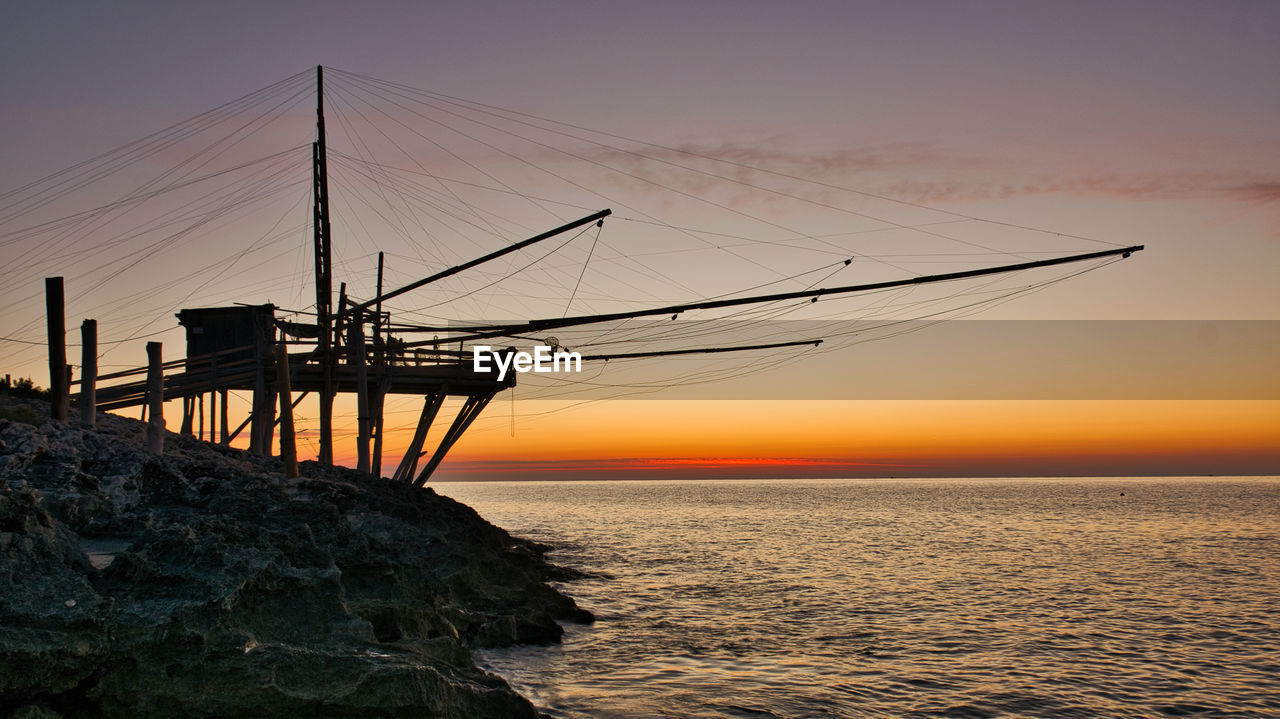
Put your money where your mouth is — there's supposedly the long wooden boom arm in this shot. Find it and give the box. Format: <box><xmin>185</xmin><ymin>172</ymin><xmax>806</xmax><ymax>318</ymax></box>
<box><xmin>400</xmin><ymin>244</ymin><xmax>1144</xmax><ymax>347</ymax></box>
<box><xmin>343</xmin><ymin>208</ymin><xmax>611</xmax><ymax>317</ymax></box>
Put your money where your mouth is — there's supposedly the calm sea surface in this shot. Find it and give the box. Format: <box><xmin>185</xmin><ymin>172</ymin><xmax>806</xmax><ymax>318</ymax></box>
<box><xmin>434</xmin><ymin>477</ymin><xmax>1280</xmax><ymax>718</ymax></box>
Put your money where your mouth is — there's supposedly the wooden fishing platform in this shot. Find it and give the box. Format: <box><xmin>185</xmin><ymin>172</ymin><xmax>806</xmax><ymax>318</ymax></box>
<box><xmin>92</xmin><ymin>342</ymin><xmax>515</xmax><ymax>413</ymax></box>
<box><xmin>44</xmin><ymin>68</ymin><xmax>576</xmax><ymax>486</ymax></box>
<box><xmin>80</xmin><ymin>300</ymin><xmax>518</xmax><ymax>486</ymax></box>
<box><xmin>36</xmin><ymin>66</ymin><xmax>1144</xmax><ymax>488</ymax></box>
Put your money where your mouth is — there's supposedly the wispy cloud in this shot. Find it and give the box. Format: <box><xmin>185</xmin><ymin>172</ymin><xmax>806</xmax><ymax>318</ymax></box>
<box><xmin>884</xmin><ymin>173</ymin><xmax>1280</xmax><ymax>205</ymax></box>
<box><xmin>571</xmin><ymin>139</ymin><xmax>1280</xmax><ymax>209</ymax></box>
<box><xmin>588</xmin><ymin>139</ymin><xmax>958</xmax><ymax>176</ymax></box>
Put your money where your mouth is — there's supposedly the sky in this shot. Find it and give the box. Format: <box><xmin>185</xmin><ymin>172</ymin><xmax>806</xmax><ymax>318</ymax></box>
<box><xmin>1</xmin><ymin>0</ymin><xmax>1277</xmax><ymax>478</ymax></box>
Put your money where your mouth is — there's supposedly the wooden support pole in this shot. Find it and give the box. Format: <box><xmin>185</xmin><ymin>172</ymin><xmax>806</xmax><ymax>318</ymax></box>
<box><xmin>250</xmin><ymin>354</ymin><xmax>266</xmax><ymax>455</ymax></box>
<box><xmin>219</xmin><ymin>389</ymin><xmax>229</xmax><ymax>444</ymax></box>
<box><xmin>413</xmin><ymin>391</ymin><xmax>496</xmax><ymax>486</ymax></box>
<box><xmin>393</xmin><ymin>390</ymin><xmax>446</xmax><ymax>482</ymax></box>
<box><xmin>319</xmin><ymin>356</ymin><xmax>334</xmax><ymax>463</ymax></box>
<box><xmin>314</xmin><ymin>66</ymin><xmax>335</xmax><ymax>468</ymax></box>
<box><xmin>350</xmin><ymin>317</ymin><xmax>371</xmax><ymax>475</ymax></box>
<box><xmin>229</xmin><ymin>391</ymin><xmax>305</xmax><ymax>445</ymax></box>
<box><xmin>371</xmin><ymin>380</ymin><xmax>387</xmax><ymax>478</ymax></box>
<box><xmin>262</xmin><ymin>380</ymin><xmax>276</xmax><ymax>458</ymax></box>
<box><xmin>45</xmin><ymin>277</ymin><xmax>68</xmax><ymax>421</ymax></box>
<box><xmin>275</xmin><ymin>344</ymin><xmax>299</xmax><ymax>479</ymax></box>
<box><xmin>318</xmin><ymin>282</ymin><xmax>347</xmax><ymax>467</ymax></box>
<box><xmin>335</xmin><ymin>282</ymin><xmax>347</xmax><ymax>345</ymax></box>
<box><xmin>146</xmin><ymin>342</ymin><xmax>164</xmax><ymax>454</ymax></box>
<box><xmin>79</xmin><ymin>319</ymin><xmax>96</xmax><ymax>426</ymax></box>
<box><xmin>210</xmin><ymin>355</ymin><xmax>219</xmax><ymax>443</ymax></box>
<box><xmin>372</xmin><ymin>251</ymin><xmax>385</xmax><ymax>477</ymax></box>
<box><xmin>197</xmin><ymin>393</ymin><xmax>204</xmax><ymax>441</ymax></box>
<box><xmin>181</xmin><ymin>397</ymin><xmax>194</xmax><ymax>435</ymax></box>
<box><xmin>376</xmin><ymin>251</ymin><xmax>384</xmax><ymax>321</ymax></box>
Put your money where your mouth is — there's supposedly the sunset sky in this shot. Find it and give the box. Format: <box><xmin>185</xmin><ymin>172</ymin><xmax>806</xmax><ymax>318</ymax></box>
<box><xmin>1</xmin><ymin>1</ymin><xmax>1277</xmax><ymax>479</ymax></box>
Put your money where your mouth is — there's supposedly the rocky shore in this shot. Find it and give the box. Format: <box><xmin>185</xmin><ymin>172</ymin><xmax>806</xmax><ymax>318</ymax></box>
<box><xmin>0</xmin><ymin>396</ymin><xmax>592</xmax><ymax>718</ymax></box>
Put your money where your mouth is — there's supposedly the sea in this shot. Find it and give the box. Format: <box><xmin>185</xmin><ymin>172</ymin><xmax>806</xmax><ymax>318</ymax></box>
<box><xmin>433</xmin><ymin>477</ymin><xmax>1280</xmax><ymax>718</ymax></box>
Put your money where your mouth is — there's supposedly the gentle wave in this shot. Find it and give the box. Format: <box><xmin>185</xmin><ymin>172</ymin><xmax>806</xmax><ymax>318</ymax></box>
<box><xmin>437</xmin><ymin>477</ymin><xmax>1280</xmax><ymax>718</ymax></box>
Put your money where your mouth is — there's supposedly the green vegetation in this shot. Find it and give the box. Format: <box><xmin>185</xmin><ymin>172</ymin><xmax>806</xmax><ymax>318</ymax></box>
<box><xmin>0</xmin><ymin>376</ymin><xmax>49</xmax><ymax>400</ymax></box>
<box><xmin>0</xmin><ymin>377</ymin><xmax>49</xmax><ymax>425</ymax></box>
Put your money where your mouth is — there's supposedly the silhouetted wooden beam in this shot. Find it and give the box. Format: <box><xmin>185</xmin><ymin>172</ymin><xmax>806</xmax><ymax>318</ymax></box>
<box><xmin>79</xmin><ymin>319</ymin><xmax>96</xmax><ymax>426</ymax></box>
<box><xmin>371</xmin><ymin>378</ymin><xmax>387</xmax><ymax>477</ymax></box>
<box><xmin>92</xmin><ymin>361</ymin><xmax>509</xmax><ymax>410</ymax></box>
<box><xmin>315</xmin><ymin>65</ymin><xmax>336</xmax><ymax>469</ymax></box>
<box><xmin>45</xmin><ymin>277</ymin><xmax>68</xmax><ymax>421</ymax></box>
<box><xmin>412</xmin><ymin>391</ymin><xmax>496</xmax><ymax>486</ymax></box>
<box><xmin>181</xmin><ymin>397</ymin><xmax>194</xmax><ymax>435</ymax></box>
<box><xmin>225</xmin><ymin>389</ymin><xmax>308</xmax><ymax>444</ymax></box>
<box><xmin>344</xmin><ymin>209</ymin><xmax>611</xmax><ymax>317</ymax></box>
<box><xmin>401</xmin><ymin>245</ymin><xmax>1145</xmax><ymax>346</ymax></box>
<box><xmin>78</xmin><ymin>344</ymin><xmax>256</xmax><ymax>385</ymax></box>
<box><xmin>373</xmin><ymin>251</ymin><xmax>386</xmax><ymax>477</ymax></box>
<box><xmin>94</xmin><ymin>368</ymin><xmax>261</xmax><ymax>410</ymax></box>
<box><xmin>393</xmin><ymin>389</ymin><xmax>447</xmax><ymax>482</ymax></box>
<box><xmin>262</xmin><ymin>388</ymin><xmax>276</xmax><ymax>458</ymax></box>
<box><xmin>146</xmin><ymin>342</ymin><xmax>164</xmax><ymax>454</ymax></box>
<box><xmin>350</xmin><ymin>319</ymin><xmax>371</xmax><ymax>475</ymax></box>
<box><xmin>579</xmin><ymin>338</ymin><xmax>823</xmax><ymax>361</ymax></box>
<box><xmin>209</xmin><ymin>354</ymin><xmax>220</xmax><ymax>443</ymax></box>
<box><xmin>220</xmin><ymin>389</ymin><xmax>229</xmax><ymax>444</ymax></box>
<box><xmin>250</xmin><ymin>349</ymin><xmax>266</xmax><ymax>455</ymax></box>
<box><xmin>275</xmin><ymin>344</ymin><xmax>298</xmax><ymax>479</ymax></box>
<box><xmin>376</xmin><ymin>250</ymin><xmax>384</xmax><ymax>324</ymax></box>
<box><xmin>249</xmin><ymin>335</ymin><xmax>280</xmax><ymax>457</ymax></box>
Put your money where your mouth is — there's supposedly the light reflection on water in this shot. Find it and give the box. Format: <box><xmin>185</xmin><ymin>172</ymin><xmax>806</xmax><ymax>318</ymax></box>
<box><xmin>435</xmin><ymin>477</ymin><xmax>1280</xmax><ymax>718</ymax></box>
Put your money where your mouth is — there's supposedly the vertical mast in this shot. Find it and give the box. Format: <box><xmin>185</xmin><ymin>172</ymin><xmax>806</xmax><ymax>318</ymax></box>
<box><xmin>314</xmin><ymin>65</ymin><xmax>335</xmax><ymax>466</ymax></box>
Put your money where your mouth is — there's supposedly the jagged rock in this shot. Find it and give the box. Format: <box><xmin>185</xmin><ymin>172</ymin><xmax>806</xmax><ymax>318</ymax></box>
<box><xmin>0</xmin><ymin>397</ymin><xmax>592</xmax><ymax>718</ymax></box>
<box><xmin>10</xmin><ymin>705</ymin><xmax>62</xmax><ymax>719</ymax></box>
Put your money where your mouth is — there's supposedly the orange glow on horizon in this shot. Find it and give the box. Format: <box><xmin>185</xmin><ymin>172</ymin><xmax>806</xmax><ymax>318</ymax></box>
<box><xmin>308</xmin><ymin>398</ymin><xmax>1280</xmax><ymax>479</ymax></box>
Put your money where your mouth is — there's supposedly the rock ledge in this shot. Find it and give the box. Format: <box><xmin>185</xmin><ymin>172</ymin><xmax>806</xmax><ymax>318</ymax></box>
<box><xmin>0</xmin><ymin>397</ymin><xmax>591</xmax><ymax>718</ymax></box>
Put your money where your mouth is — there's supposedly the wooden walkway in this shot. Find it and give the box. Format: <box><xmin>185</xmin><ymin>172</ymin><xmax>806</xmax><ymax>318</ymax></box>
<box><xmin>80</xmin><ymin>336</ymin><xmax>514</xmax><ymax>486</ymax></box>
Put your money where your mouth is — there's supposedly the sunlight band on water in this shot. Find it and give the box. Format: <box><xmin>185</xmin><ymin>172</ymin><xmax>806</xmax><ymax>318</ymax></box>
<box><xmin>440</xmin><ymin>477</ymin><xmax>1280</xmax><ymax>718</ymax></box>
